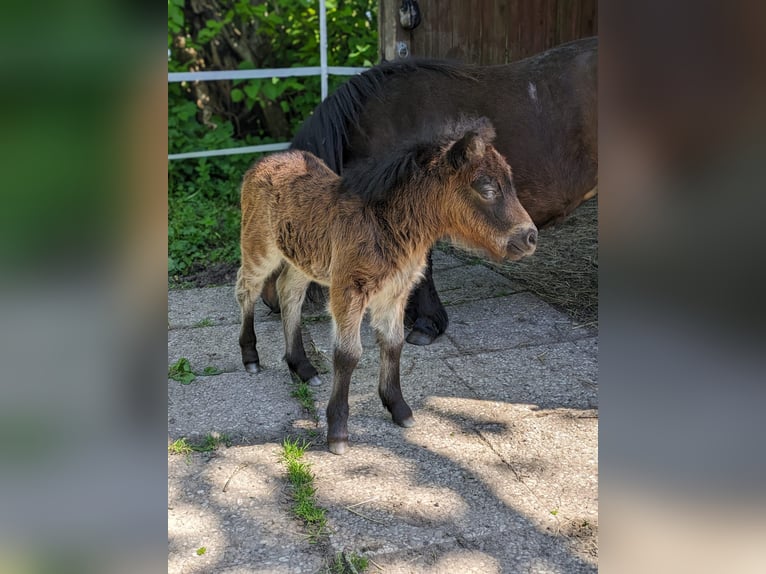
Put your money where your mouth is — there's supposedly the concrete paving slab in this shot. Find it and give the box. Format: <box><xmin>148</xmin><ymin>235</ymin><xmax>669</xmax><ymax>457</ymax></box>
<box><xmin>169</xmin><ymin>445</ymin><xmax>325</xmax><ymax>574</ymax></box>
<box><xmin>169</xmin><ymin>285</ymin><xmax>244</xmax><ymax>329</ymax></box>
<box><xmin>306</xmin><ymin>396</ymin><xmax>596</xmax><ymax>572</ymax></box>
<box><xmin>431</xmin><ymin>247</ymin><xmax>469</xmax><ymax>271</ymax></box>
<box><xmin>168</xmin><ymin>323</ymin><xmax>319</xmax><ymax>376</ymax></box>
<box><xmin>444</xmin><ymin>292</ymin><xmax>593</xmax><ymax>355</ymax></box>
<box><xmin>168</xmin><ymin>371</ymin><xmax>305</xmax><ymax>444</ymax></box>
<box><xmin>443</xmin><ymin>339</ymin><xmax>599</xmax><ymax>410</ymax></box>
<box><xmin>433</xmin><ymin>263</ymin><xmax>524</xmax><ymax>306</ymax></box>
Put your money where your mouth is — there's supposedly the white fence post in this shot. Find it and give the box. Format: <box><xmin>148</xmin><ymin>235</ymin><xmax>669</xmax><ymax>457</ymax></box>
<box><xmin>319</xmin><ymin>0</ymin><xmax>329</xmax><ymax>101</ymax></box>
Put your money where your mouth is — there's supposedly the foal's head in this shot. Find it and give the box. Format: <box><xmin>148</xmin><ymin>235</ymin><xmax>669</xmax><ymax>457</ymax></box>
<box><xmin>438</xmin><ymin>117</ymin><xmax>538</xmax><ymax>261</ymax></box>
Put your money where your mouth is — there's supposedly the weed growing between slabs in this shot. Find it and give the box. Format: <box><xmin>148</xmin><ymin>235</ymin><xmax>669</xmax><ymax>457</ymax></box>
<box><xmin>168</xmin><ymin>433</ymin><xmax>231</xmax><ymax>457</ymax></box>
<box><xmin>280</xmin><ymin>437</ymin><xmax>327</xmax><ymax>542</ymax></box>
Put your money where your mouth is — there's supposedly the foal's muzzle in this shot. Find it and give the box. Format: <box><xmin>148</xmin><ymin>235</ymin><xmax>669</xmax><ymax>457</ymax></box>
<box><xmin>505</xmin><ymin>225</ymin><xmax>538</xmax><ymax>259</ymax></box>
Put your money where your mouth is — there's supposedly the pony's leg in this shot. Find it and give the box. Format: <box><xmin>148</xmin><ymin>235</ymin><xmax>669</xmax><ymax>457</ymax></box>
<box><xmin>405</xmin><ymin>251</ymin><xmax>449</xmax><ymax>346</ymax></box>
<box><xmin>236</xmin><ymin>265</ymin><xmax>270</xmax><ymax>373</ymax></box>
<box><xmin>370</xmin><ymin>292</ymin><xmax>415</xmax><ymax>428</ymax></box>
<box><xmin>277</xmin><ymin>265</ymin><xmax>321</xmax><ymax>386</ymax></box>
<box><xmin>260</xmin><ymin>265</ymin><xmax>282</xmax><ymax>314</ymax></box>
<box><xmin>326</xmin><ymin>287</ymin><xmax>365</xmax><ymax>455</ymax></box>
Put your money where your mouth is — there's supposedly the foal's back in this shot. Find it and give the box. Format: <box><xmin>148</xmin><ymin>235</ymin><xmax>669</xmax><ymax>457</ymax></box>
<box><xmin>240</xmin><ymin>150</ymin><xmax>346</xmax><ymax>283</ymax></box>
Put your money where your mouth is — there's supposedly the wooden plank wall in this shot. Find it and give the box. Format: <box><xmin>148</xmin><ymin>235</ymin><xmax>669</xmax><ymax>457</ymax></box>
<box><xmin>380</xmin><ymin>0</ymin><xmax>597</xmax><ymax>64</ymax></box>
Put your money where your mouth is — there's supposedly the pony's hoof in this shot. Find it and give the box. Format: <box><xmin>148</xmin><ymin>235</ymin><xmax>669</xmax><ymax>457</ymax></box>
<box><xmin>328</xmin><ymin>440</ymin><xmax>348</xmax><ymax>455</ymax></box>
<box><xmin>397</xmin><ymin>416</ymin><xmax>415</xmax><ymax>428</ymax></box>
<box><xmin>406</xmin><ymin>329</ymin><xmax>436</xmax><ymax>346</ymax></box>
<box><xmin>244</xmin><ymin>362</ymin><xmax>261</xmax><ymax>374</ymax></box>
<box><xmin>307</xmin><ymin>375</ymin><xmax>322</xmax><ymax>387</ymax></box>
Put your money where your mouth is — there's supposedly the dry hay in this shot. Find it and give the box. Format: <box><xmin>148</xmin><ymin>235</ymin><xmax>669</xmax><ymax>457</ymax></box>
<box><xmin>442</xmin><ymin>197</ymin><xmax>598</xmax><ymax>326</ymax></box>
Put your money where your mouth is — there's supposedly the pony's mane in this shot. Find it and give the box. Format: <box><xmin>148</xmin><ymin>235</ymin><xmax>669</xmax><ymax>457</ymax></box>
<box><xmin>290</xmin><ymin>60</ymin><xmax>477</xmax><ymax>174</ymax></box>
<box><xmin>340</xmin><ymin>116</ymin><xmax>495</xmax><ymax>204</ymax></box>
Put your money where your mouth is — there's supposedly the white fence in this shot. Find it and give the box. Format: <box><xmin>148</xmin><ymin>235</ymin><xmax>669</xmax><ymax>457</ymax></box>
<box><xmin>168</xmin><ymin>0</ymin><xmax>369</xmax><ymax>161</ymax></box>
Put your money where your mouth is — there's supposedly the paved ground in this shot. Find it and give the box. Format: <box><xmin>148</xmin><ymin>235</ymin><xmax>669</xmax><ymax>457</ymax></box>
<box><xmin>168</xmin><ymin>249</ymin><xmax>598</xmax><ymax>573</ymax></box>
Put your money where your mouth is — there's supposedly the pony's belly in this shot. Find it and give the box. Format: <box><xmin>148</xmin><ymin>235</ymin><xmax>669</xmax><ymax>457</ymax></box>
<box><xmin>281</xmin><ymin>253</ymin><xmax>331</xmax><ymax>286</ymax></box>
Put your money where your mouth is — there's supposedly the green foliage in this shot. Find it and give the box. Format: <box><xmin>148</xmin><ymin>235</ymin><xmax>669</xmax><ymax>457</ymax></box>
<box><xmin>168</xmin><ymin>357</ymin><xmax>196</xmax><ymax>384</ymax></box>
<box><xmin>168</xmin><ymin>0</ymin><xmax>377</xmax><ymax>283</ymax></box>
<box><xmin>168</xmin><ymin>357</ymin><xmax>223</xmax><ymax>381</ymax></box>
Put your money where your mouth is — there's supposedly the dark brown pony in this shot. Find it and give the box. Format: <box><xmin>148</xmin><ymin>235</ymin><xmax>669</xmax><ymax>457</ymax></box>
<box><xmin>262</xmin><ymin>37</ymin><xmax>597</xmax><ymax>345</ymax></box>
<box><xmin>237</xmin><ymin>117</ymin><xmax>536</xmax><ymax>454</ymax></box>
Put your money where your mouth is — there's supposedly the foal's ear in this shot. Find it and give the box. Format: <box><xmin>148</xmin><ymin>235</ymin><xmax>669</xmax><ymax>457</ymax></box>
<box><xmin>447</xmin><ymin>131</ymin><xmax>485</xmax><ymax>169</ymax></box>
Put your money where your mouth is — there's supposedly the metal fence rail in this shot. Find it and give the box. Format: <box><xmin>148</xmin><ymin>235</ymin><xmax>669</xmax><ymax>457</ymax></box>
<box><xmin>168</xmin><ymin>0</ymin><xmax>370</xmax><ymax>161</ymax></box>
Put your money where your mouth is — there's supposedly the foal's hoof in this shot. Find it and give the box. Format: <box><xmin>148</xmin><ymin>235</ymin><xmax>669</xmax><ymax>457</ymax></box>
<box><xmin>307</xmin><ymin>375</ymin><xmax>322</xmax><ymax>387</ymax></box>
<box><xmin>396</xmin><ymin>416</ymin><xmax>415</xmax><ymax>428</ymax></box>
<box><xmin>244</xmin><ymin>362</ymin><xmax>261</xmax><ymax>374</ymax></box>
<box><xmin>327</xmin><ymin>440</ymin><xmax>348</xmax><ymax>455</ymax></box>
<box><xmin>406</xmin><ymin>329</ymin><xmax>436</xmax><ymax>346</ymax></box>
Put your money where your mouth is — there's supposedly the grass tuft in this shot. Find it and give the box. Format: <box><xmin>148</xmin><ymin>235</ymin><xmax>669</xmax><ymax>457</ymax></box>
<box><xmin>291</xmin><ymin>382</ymin><xmax>317</xmax><ymax>417</ymax></box>
<box><xmin>168</xmin><ymin>433</ymin><xmax>231</xmax><ymax>458</ymax></box>
<box><xmin>168</xmin><ymin>438</ymin><xmax>194</xmax><ymax>456</ymax></box>
<box><xmin>323</xmin><ymin>551</ymin><xmax>369</xmax><ymax>573</ymax></box>
<box><xmin>281</xmin><ymin>437</ymin><xmax>327</xmax><ymax>542</ymax></box>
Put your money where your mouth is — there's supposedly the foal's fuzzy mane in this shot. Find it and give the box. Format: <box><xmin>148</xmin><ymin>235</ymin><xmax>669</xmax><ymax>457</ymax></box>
<box><xmin>340</xmin><ymin>116</ymin><xmax>496</xmax><ymax>204</ymax></box>
<box><xmin>290</xmin><ymin>59</ymin><xmax>477</xmax><ymax>174</ymax></box>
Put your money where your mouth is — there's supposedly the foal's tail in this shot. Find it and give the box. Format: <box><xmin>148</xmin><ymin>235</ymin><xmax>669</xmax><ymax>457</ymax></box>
<box><xmin>290</xmin><ymin>60</ymin><xmax>475</xmax><ymax>174</ymax></box>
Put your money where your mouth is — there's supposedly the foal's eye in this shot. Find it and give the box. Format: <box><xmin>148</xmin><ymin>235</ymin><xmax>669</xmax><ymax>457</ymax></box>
<box><xmin>471</xmin><ymin>178</ymin><xmax>497</xmax><ymax>200</ymax></box>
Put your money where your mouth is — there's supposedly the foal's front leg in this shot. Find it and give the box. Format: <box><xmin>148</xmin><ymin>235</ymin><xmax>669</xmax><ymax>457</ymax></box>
<box><xmin>370</xmin><ymin>292</ymin><xmax>415</xmax><ymax>428</ymax></box>
<box><xmin>326</xmin><ymin>288</ymin><xmax>365</xmax><ymax>455</ymax></box>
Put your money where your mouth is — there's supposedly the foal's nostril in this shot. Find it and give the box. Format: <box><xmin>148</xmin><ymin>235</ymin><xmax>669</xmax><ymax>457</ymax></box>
<box><xmin>526</xmin><ymin>228</ymin><xmax>538</xmax><ymax>248</ymax></box>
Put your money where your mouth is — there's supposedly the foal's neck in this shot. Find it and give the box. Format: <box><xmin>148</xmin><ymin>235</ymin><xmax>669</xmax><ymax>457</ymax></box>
<box><xmin>371</xmin><ymin>182</ymin><xmax>449</xmax><ymax>254</ymax></box>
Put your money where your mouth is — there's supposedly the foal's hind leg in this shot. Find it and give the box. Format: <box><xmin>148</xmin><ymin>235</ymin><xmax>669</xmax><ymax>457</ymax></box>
<box><xmin>236</xmin><ymin>256</ymin><xmax>282</xmax><ymax>373</ymax></box>
<box><xmin>405</xmin><ymin>251</ymin><xmax>449</xmax><ymax>346</ymax></box>
<box><xmin>277</xmin><ymin>265</ymin><xmax>321</xmax><ymax>386</ymax></box>
<box><xmin>370</xmin><ymin>292</ymin><xmax>415</xmax><ymax>428</ymax></box>
<box><xmin>326</xmin><ymin>287</ymin><xmax>366</xmax><ymax>455</ymax></box>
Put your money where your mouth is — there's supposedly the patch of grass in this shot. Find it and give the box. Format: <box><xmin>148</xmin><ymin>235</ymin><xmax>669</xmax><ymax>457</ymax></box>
<box><xmin>197</xmin><ymin>432</ymin><xmax>232</xmax><ymax>451</ymax></box>
<box><xmin>291</xmin><ymin>382</ymin><xmax>317</xmax><ymax>417</ymax></box>
<box><xmin>194</xmin><ymin>317</ymin><xmax>214</xmax><ymax>327</ymax></box>
<box><xmin>323</xmin><ymin>551</ymin><xmax>369</xmax><ymax>573</ymax></box>
<box><xmin>168</xmin><ymin>438</ymin><xmax>194</xmax><ymax>456</ymax></box>
<box><xmin>281</xmin><ymin>437</ymin><xmax>327</xmax><ymax>542</ymax></box>
<box><xmin>196</xmin><ymin>547</ymin><xmax>206</xmax><ymax>556</ymax></box>
<box><xmin>169</xmin><ymin>357</ymin><xmax>196</xmax><ymax>384</ymax></box>
<box><xmin>168</xmin><ymin>433</ymin><xmax>231</xmax><ymax>457</ymax></box>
